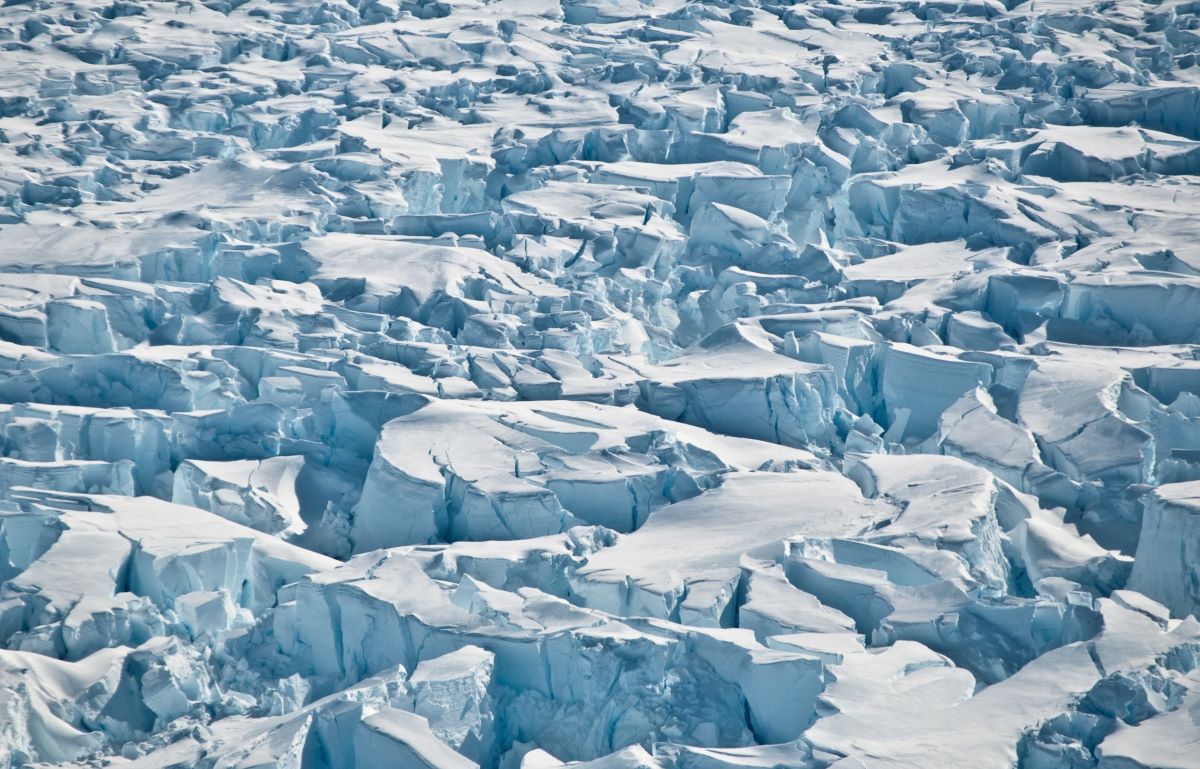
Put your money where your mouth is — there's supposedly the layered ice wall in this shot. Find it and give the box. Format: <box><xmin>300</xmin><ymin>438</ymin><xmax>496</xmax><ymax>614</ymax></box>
<box><xmin>2</xmin><ymin>0</ymin><xmax>1200</xmax><ymax>767</ymax></box>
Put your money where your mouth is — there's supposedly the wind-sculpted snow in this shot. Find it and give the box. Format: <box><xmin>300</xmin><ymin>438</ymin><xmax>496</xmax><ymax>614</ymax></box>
<box><xmin>2</xmin><ymin>0</ymin><xmax>1200</xmax><ymax>766</ymax></box>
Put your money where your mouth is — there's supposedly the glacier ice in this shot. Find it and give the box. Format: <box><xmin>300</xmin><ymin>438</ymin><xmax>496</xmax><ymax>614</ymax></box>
<box><xmin>2</xmin><ymin>0</ymin><xmax>1200</xmax><ymax>766</ymax></box>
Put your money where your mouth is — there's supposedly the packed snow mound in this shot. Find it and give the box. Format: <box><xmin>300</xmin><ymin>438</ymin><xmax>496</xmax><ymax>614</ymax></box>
<box><xmin>2</xmin><ymin>0</ymin><xmax>1200</xmax><ymax>766</ymax></box>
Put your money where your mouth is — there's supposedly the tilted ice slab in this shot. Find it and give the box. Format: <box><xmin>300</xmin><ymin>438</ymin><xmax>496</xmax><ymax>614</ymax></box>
<box><xmin>352</xmin><ymin>398</ymin><xmax>814</xmax><ymax>550</ymax></box>
<box><xmin>172</xmin><ymin>455</ymin><xmax>306</xmax><ymax>536</ymax></box>
<box><xmin>570</xmin><ymin>470</ymin><xmax>889</xmax><ymax>627</ymax></box>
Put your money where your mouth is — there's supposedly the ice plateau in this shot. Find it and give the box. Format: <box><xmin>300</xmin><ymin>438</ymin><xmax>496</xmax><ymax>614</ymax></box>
<box><xmin>1</xmin><ymin>0</ymin><xmax>1200</xmax><ymax>767</ymax></box>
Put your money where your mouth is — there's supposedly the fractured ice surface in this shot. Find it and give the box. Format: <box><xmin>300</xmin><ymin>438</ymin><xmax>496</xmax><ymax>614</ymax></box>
<box><xmin>2</xmin><ymin>0</ymin><xmax>1200</xmax><ymax>766</ymax></box>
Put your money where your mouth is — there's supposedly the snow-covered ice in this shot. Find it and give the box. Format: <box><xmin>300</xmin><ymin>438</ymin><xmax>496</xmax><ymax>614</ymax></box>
<box><xmin>2</xmin><ymin>0</ymin><xmax>1200</xmax><ymax>766</ymax></box>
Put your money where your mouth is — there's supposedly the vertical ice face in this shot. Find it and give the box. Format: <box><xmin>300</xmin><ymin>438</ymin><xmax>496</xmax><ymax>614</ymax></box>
<box><xmin>409</xmin><ymin>646</ymin><xmax>496</xmax><ymax>762</ymax></box>
<box><xmin>1</xmin><ymin>0</ymin><xmax>1199</xmax><ymax>767</ymax></box>
<box><xmin>1129</xmin><ymin>482</ymin><xmax>1200</xmax><ymax>618</ymax></box>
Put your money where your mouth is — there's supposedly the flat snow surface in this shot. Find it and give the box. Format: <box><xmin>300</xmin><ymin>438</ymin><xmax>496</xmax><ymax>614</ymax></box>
<box><xmin>1</xmin><ymin>0</ymin><xmax>1200</xmax><ymax>767</ymax></box>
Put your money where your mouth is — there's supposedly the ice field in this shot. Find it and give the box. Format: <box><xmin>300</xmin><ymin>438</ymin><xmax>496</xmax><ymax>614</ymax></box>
<box><xmin>1</xmin><ymin>0</ymin><xmax>1200</xmax><ymax>767</ymax></box>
